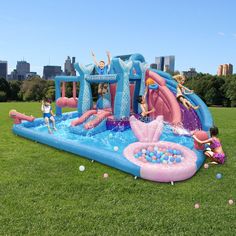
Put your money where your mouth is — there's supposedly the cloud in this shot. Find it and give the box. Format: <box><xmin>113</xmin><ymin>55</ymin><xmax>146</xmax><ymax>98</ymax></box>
<box><xmin>217</xmin><ymin>32</ymin><xmax>225</xmax><ymax>36</ymax></box>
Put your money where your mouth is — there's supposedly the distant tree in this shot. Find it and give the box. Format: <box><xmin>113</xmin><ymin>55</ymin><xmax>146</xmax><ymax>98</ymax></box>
<box><xmin>9</xmin><ymin>80</ymin><xmax>22</xmax><ymax>101</ymax></box>
<box><xmin>0</xmin><ymin>77</ymin><xmax>10</xmax><ymax>101</ymax></box>
<box><xmin>222</xmin><ymin>77</ymin><xmax>236</xmax><ymax>107</ymax></box>
<box><xmin>19</xmin><ymin>77</ymin><xmax>47</xmax><ymax>101</ymax></box>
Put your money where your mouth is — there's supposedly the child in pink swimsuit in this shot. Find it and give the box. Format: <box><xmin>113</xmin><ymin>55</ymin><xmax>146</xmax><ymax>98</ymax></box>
<box><xmin>193</xmin><ymin>126</ymin><xmax>225</xmax><ymax>164</ymax></box>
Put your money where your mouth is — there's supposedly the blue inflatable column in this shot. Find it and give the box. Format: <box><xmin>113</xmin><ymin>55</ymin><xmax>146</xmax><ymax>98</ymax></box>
<box><xmin>113</xmin><ymin>59</ymin><xmax>133</xmax><ymax>119</ymax></box>
<box><xmin>55</xmin><ymin>80</ymin><xmax>62</xmax><ymax>116</ymax></box>
<box><xmin>74</xmin><ymin>63</ymin><xmax>94</xmax><ymax>116</ymax></box>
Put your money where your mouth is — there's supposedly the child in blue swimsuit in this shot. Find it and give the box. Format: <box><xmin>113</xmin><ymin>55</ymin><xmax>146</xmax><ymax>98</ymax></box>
<box><xmin>41</xmin><ymin>99</ymin><xmax>57</xmax><ymax>133</ymax></box>
<box><xmin>91</xmin><ymin>51</ymin><xmax>111</xmax><ymax>96</ymax></box>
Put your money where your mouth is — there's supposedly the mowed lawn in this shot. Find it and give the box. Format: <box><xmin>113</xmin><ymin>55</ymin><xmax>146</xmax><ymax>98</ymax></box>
<box><xmin>0</xmin><ymin>102</ymin><xmax>236</xmax><ymax>236</ymax></box>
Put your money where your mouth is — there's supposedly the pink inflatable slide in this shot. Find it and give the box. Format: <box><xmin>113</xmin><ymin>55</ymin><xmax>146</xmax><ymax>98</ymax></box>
<box><xmin>71</xmin><ymin>109</ymin><xmax>111</xmax><ymax>129</ymax></box>
<box><xmin>9</xmin><ymin>109</ymin><xmax>35</xmax><ymax>124</ymax></box>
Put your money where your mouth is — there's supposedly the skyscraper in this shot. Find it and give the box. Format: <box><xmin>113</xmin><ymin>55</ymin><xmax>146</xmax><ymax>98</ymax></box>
<box><xmin>64</xmin><ymin>56</ymin><xmax>76</xmax><ymax>76</ymax></box>
<box><xmin>217</xmin><ymin>64</ymin><xmax>233</xmax><ymax>76</ymax></box>
<box><xmin>43</xmin><ymin>65</ymin><xmax>62</xmax><ymax>80</ymax></box>
<box><xmin>0</xmin><ymin>60</ymin><xmax>8</xmax><ymax>79</ymax></box>
<box><xmin>16</xmin><ymin>61</ymin><xmax>30</xmax><ymax>80</ymax></box>
<box><xmin>155</xmin><ymin>56</ymin><xmax>175</xmax><ymax>73</ymax></box>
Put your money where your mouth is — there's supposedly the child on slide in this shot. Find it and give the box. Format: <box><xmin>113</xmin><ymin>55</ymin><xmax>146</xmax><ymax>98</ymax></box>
<box><xmin>192</xmin><ymin>126</ymin><xmax>226</xmax><ymax>164</ymax></box>
<box><xmin>136</xmin><ymin>88</ymin><xmax>155</xmax><ymax>122</ymax></box>
<box><xmin>41</xmin><ymin>99</ymin><xmax>57</xmax><ymax>133</ymax></box>
<box><xmin>173</xmin><ymin>74</ymin><xmax>199</xmax><ymax>110</ymax></box>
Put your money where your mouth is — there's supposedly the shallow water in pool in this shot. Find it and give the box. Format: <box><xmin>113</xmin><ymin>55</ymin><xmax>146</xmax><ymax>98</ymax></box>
<box><xmin>31</xmin><ymin>117</ymin><xmax>194</xmax><ymax>154</ymax></box>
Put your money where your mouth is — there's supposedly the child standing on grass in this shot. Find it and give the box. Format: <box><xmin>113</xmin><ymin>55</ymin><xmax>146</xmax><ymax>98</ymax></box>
<box><xmin>173</xmin><ymin>74</ymin><xmax>199</xmax><ymax>110</ymax></box>
<box><xmin>192</xmin><ymin>126</ymin><xmax>226</xmax><ymax>164</ymax></box>
<box><xmin>41</xmin><ymin>99</ymin><xmax>57</xmax><ymax>134</ymax></box>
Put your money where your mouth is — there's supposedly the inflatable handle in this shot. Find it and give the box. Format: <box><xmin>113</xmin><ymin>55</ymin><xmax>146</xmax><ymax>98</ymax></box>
<box><xmin>9</xmin><ymin>109</ymin><xmax>35</xmax><ymax>124</ymax></box>
<box><xmin>149</xmin><ymin>84</ymin><xmax>159</xmax><ymax>90</ymax></box>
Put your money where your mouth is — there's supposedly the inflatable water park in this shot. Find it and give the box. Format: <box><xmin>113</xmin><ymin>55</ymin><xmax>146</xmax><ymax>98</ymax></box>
<box><xmin>9</xmin><ymin>53</ymin><xmax>213</xmax><ymax>183</ymax></box>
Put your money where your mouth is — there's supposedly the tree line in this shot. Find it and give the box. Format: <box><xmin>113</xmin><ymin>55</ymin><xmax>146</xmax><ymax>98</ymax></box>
<box><xmin>0</xmin><ymin>74</ymin><xmax>235</xmax><ymax>106</ymax></box>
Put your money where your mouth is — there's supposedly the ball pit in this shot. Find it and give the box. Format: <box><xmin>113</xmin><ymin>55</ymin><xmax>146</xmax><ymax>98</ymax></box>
<box><xmin>133</xmin><ymin>145</ymin><xmax>184</xmax><ymax>165</ymax></box>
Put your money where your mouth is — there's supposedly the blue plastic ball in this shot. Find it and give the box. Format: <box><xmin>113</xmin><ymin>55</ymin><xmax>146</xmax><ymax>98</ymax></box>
<box><xmin>156</xmin><ymin>159</ymin><xmax>161</xmax><ymax>164</ymax></box>
<box><xmin>216</xmin><ymin>173</ymin><xmax>222</xmax><ymax>179</ymax></box>
<box><xmin>164</xmin><ymin>156</ymin><xmax>169</xmax><ymax>160</ymax></box>
<box><xmin>137</xmin><ymin>152</ymin><xmax>142</xmax><ymax>157</ymax></box>
<box><xmin>134</xmin><ymin>154</ymin><xmax>139</xmax><ymax>158</ymax></box>
<box><xmin>176</xmin><ymin>158</ymin><xmax>181</xmax><ymax>163</ymax></box>
<box><xmin>146</xmin><ymin>150</ymin><xmax>150</xmax><ymax>155</ymax></box>
<box><xmin>170</xmin><ymin>157</ymin><xmax>175</xmax><ymax>162</ymax></box>
<box><xmin>149</xmin><ymin>152</ymin><xmax>154</xmax><ymax>157</ymax></box>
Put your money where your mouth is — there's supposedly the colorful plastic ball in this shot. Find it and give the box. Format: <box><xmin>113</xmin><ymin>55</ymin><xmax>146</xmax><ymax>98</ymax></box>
<box><xmin>152</xmin><ymin>156</ymin><xmax>157</xmax><ymax>161</ymax></box>
<box><xmin>228</xmin><ymin>199</ymin><xmax>234</xmax><ymax>205</ymax></box>
<box><xmin>216</xmin><ymin>173</ymin><xmax>222</xmax><ymax>179</ymax></box>
<box><xmin>113</xmin><ymin>146</ymin><xmax>119</xmax><ymax>152</ymax></box>
<box><xmin>149</xmin><ymin>152</ymin><xmax>154</xmax><ymax>157</ymax></box>
<box><xmin>194</xmin><ymin>203</ymin><xmax>200</xmax><ymax>209</ymax></box>
<box><xmin>156</xmin><ymin>159</ymin><xmax>161</xmax><ymax>164</ymax></box>
<box><xmin>204</xmin><ymin>163</ymin><xmax>209</xmax><ymax>169</ymax></box>
<box><xmin>103</xmin><ymin>173</ymin><xmax>109</xmax><ymax>178</ymax></box>
<box><xmin>141</xmin><ymin>149</ymin><xmax>146</xmax><ymax>154</ymax></box>
<box><xmin>137</xmin><ymin>152</ymin><xmax>142</xmax><ymax>156</ymax></box>
<box><xmin>164</xmin><ymin>156</ymin><xmax>169</xmax><ymax>161</ymax></box>
<box><xmin>147</xmin><ymin>146</ymin><xmax>154</xmax><ymax>152</ymax></box>
<box><xmin>146</xmin><ymin>150</ymin><xmax>150</xmax><ymax>155</ymax></box>
<box><xmin>154</xmin><ymin>146</ymin><xmax>158</xmax><ymax>151</ymax></box>
<box><xmin>134</xmin><ymin>154</ymin><xmax>139</xmax><ymax>158</ymax></box>
<box><xmin>79</xmin><ymin>165</ymin><xmax>85</xmax><ymax>172</ymax></box>
<box><xmin>176</xmin><ymin>158</ymin><xmax>181</xmax><ymax>163</ymax></box>
<box><xmin>170</xmin><ymin>157</ymin><xmax>175</xmax><ymax>162</ymax></box>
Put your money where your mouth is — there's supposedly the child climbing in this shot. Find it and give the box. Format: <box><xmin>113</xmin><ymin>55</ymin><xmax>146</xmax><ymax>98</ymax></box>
<box><xmin>41</xmin><ymin>99</ymin><xmax>57</xmax><ymax>134</ymax></box>
<box><xmin>136</xmin><ymin>88</ymin><xmax>155</xmax><ymax>122</ymax></box>
<box><xmin>173</xmin><ymin>74</ymin><xmax>199</xmax><ymax>110</ymax></box>
<box><xmin>192</xmin><ymin>126</ymin><xmax>226</xmax><ymax>164</ymax></box>
<box><xmin>91</xmin><ymin>51</ymin><xmax>111</xmax><ymax>97</ymax></box>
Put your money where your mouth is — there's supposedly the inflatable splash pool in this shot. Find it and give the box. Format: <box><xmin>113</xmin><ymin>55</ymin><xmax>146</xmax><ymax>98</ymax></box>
<box><xmin>10</xmin><ymin>53</ymin><xmax>213</xmax><ymax>183</ymax></box>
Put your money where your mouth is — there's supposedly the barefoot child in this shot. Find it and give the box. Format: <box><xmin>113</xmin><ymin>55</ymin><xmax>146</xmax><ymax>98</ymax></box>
<box><xmin>41</xmin><ymin>99</ymin><xmax>57</xmax><ymax>133</ymax></box>
<box><xmin>192</xmin><ymin>126</ymin><xmax>226</xmax><ymax>164</ymax></box>
<box><xmin>173</xmin><ymin>74</ymin><xmax>199</xmax><ymax>110</ymax></box>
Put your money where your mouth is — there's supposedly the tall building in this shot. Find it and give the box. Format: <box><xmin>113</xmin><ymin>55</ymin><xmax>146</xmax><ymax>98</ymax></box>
<box><xmin>155</xmin><ymin>56</ymin><xmax>175</xmax><ymax>73</ymax></box>
<box><xmin>43</xmin><ymin>65</ymin><xmax>62</xmax><ymax>80</ymax></box>
<box><xmin>0</xmin><ymin>60</ymin><xmax>8</xmax><ymax>79</ymax></box>
<box><xmin>228</xmin><ymin>64</ymin><xmax>233</xmax><ymax>75</ymax></box>
<box><xmin>16</xmin><ymin>61</ymin><xmax>30</xmax><ymax>80</ymax></box>
<box><xmin>182</xmin><ymin>68</ymin><xmax>198</xmax><ymax>78</ymax></box>
<box><xmin>217</xmin><ymin>64</ymin><xmax>233</xmax><ymax>76</ymax></box>
<box><xmin>64</xmin><ymin>56</ymin><xmax>76</xmax><ymax>76</ymax></box>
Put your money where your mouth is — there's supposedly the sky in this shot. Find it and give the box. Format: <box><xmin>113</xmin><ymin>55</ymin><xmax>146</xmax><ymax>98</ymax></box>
<box><xmin>0</xmin><ymin>0</ymin><xmax>236</xmax><ymax>75</ymax></box>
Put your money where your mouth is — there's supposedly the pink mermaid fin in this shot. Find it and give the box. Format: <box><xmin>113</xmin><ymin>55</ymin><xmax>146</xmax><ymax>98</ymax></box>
<box><xmin>129</xmin><ymin>115</ymin><xmax>164</xmax><ymax>142</ymax></box>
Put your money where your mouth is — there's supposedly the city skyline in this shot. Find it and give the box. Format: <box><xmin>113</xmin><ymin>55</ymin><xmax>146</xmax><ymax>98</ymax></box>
<box><xmin>0</xmin><ymin>0</ymin><xmax>236</xmax><ymax>75</ymax></box>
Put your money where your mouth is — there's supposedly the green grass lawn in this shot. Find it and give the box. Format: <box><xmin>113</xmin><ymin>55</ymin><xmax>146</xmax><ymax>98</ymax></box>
<box><xmin>0</xmin><ymin>102</ymin><xmax>236</xmax><ymax>235</ymax></box>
